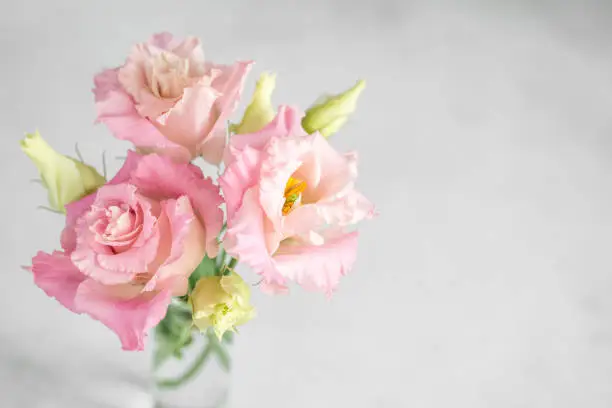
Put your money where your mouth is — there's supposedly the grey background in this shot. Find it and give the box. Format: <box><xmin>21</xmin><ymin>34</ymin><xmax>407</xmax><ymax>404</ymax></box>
<box><xmin>2</xmin><ymin>0</ymin><xmax>612</xmax><ymax>407</ymax></box>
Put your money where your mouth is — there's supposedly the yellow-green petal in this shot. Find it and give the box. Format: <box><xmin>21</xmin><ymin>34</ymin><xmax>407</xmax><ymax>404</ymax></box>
<box><xmin>191</xmin><ymin>276</ymin><xmax>231</xmax><ymax>318</ymax></box>
<box><xmin>191</xmin><ymin>273</ymin><xmax>255</xmax><ymax>338</ymax></box>
<box><xmin>232</xmin><ymin>72</ymin><xmax>277</xmax><ymax>134</ymax></box>
<box><xmin>302</xmin><ymin>79</ymin><xmax>366</xmax><ymax>138</ymax></box>
<box><xmin>20</xmin><ymin>131</ymin><xmax>106</xmax><ymax>213</ymax></box>
<box><xmin>220</xmin><ymin>273</ymin><xmax>251</xmax><ymax>302</ymax></box>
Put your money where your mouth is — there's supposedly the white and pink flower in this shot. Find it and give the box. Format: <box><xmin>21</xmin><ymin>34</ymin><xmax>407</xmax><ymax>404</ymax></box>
<box><xmin>93</xmin><ymin>32</ymin><xmax>252</xmax><ymax>164</ymax></box>
<box><xmin>220</xmin><ymin>106</ymin><xmax>375</xmax><ymax>296</ymax></box>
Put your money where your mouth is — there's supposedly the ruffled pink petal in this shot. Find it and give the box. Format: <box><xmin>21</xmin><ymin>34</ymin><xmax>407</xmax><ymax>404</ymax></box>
<box><xmin>258</xmin><ymin>133</ymin><xmax>315</xmax><ymax>230</ymax></box>
<box><xmin>259</xmin><ymin>280</ymin><xmax>290</xmax><ymax>295</ymax></box>
<box><xmin>149</xmin><ymin>33</ymin><xmax>204</xmax><ymax>69</ymax></box>
<box><xmin>219</xmin><ymin>145</ymin><xmax>262</xmax><ymax>220</ymax></box>
<box><xmin>65</xmin><ymin>194</ymin><xmax>96</xmax><ymax>230</ymax></box>
<box><xmin>206</xmin><ymin>60</ymin><xmax>253</xmax><ymax>127</ymax></box>
<box><xmin>62</xmin><ymin>151</ymin><xmax>146</xmax><ymax>254</ymax></box>
<box><xmin>224</xmin><ymin>188</ymin><xmax>285</xmax><ymax>289</ymax></box>
<box><xmin>315</xmin><ymin>189</ymin><xmax>377</xmax><ymax>225</ymax></box>
<box><xmin>149</xmin><ymin>196</ymin><xmax>206</xmax><ymax>294</ymax></box>
<box><xmin>170</xmin><ymin>36</ymin><xmax>205</xmax><ymax>68</ymax></box>
<box><xmin>130</xmin><ymin>154</ymin><xmax>223</xmax><ymax>257</ymax></box>
<box><xmin>95</xmin><ymin>199</ymin><xmax>162</xmax><ymax>276</ymax></box>
<box><xmin>295</xmin><ymin>133</ymin><xmax>357</xmax><ymax>202</ymax></box>
<box><xmin>198</xmin><ymin>128</ymin><xmax>227</xmax><ymax>165</ymax></box>
<box><xmin>117</xmin><ymin>45</ymin><xmax>177</xmax><ymax>118</ymax></box>
<box><xmin>224</xmin><ymin>107</ymin><xmax>311</xmax><ymax>227</ymax></box>
<box><xmin>28</xmin><ymin>251</ymin><xmax>86</xmax><ymax>312</ymax></box>
<box><xmin>154</xmin><ymin>81</ymin><xmax>221</xmax><ymax>154</ymax></box>
<box><xmin>74</xmin><ymin>279</ymin><xmax>172</xmax><ymax>351</ymax></box>
<box><xmin>228</xmin><ymin>105</ymin><xmax>306</xmax><ymax>161</ymax></box>
<box><xmin>283</xmin><ymin>189</ymin><xmax>376</xmax><ymax>238</ymax></box>
<box><xmin>70</xmin><ymin>185</ymin><xmax>161</xmax><ymax>285</ymax></box>
<box><xmin>93</xmin><ymin>68</ymin><xmax>192</xmax><ymax>162</ymax></box>
<box><xmin>148</xmin><ymin>32</ymin><xmax>179</xmax><ymax>50</ymax></box>
<box><xmin>60</xmin><ymin>227</ymin><xmax>78</xmax><ymax>254</ymax></box>
<box><xmin>274</xmin><ymin>230</ymin><xmax>359</xmax><ymax>297</ymax></box>
<box><xmin>110</xmin><ymin>150</ymin><xmax>144</xmax><ymax>185</ymax></box>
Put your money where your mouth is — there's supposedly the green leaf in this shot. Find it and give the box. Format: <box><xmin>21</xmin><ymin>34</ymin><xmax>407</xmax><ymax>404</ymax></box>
<box><xmin>189</xmin><ymin>255</ymin><xmax>218</xmax><ymax>291</ymax></box>
<box><xmin>153</xmin><ymin>304</ymin><xmax>195</xmax><ymax>370</ymax></box>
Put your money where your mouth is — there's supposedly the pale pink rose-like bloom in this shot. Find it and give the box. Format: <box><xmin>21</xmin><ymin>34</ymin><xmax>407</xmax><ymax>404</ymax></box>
<box><xmin>93</xmin><ymin>32</ymin><xmax>252</xmax><ymax>164</ymax></box>
<box><xmin>27</xmin><ymin>151</ymin><xmax>223</xmax><ymax>350</ymax></box>
<box><xmin>220</xmin><ymin>106</ymin><xmax>375</xmax><ymax>296</ymax></box>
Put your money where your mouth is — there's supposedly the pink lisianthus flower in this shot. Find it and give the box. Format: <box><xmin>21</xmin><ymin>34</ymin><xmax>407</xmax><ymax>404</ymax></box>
<box><xmin>93</xmin><ymin>32</ymin><xmax>252</xmax><ymax>164</ymax></box>
<box><xmin>27</xmin><ymin>151</ymin><xmax>223</xmax><ymax>350</ymax></box>
<box><xmin>220</xmin><ymin>106</ymin><xmax>375</xmax><ymax>296</ymax></box>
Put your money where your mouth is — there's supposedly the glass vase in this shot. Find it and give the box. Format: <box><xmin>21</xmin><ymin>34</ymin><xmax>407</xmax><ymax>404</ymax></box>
<box><xmin>150</xmin><ymin>303</ymin><xmax>233</xmax><ymax>408</ymax></box>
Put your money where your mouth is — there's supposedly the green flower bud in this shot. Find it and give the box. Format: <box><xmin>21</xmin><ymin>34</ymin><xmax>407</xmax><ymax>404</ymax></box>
<box><xmin>232</xmin><ymin>72</ymin><xmax>277</xmax><ymax>134</ymax></box>
<box><xmin>20</xmin><ymin>131</ymin><xmax>106</xmax><ymax>213</ymax></box>
<box><xmin>302</xmin><ymin>79</ymin><xmax>366</xmax><ymax>138</ymax></box>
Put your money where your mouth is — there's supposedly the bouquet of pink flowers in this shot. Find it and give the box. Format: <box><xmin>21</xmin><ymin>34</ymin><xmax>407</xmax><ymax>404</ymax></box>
<box><xmin>20</xmin><ymin>32</ymin><xmax>374</xmax><ymax>394</ymax></box>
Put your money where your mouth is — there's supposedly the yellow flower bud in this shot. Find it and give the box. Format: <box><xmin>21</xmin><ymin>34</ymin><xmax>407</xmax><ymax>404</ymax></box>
<box><xmin>20</xmin><ymin>131</ymin><xmax>106</xmax><ymax>213</ymax></box>
<box><xmin>302</xmin><ymin>79</ymin><xmax>366</xmax><ymax>138</ymax></box>
<box><xmin>232</xmin><ymin>72</ymin><xmax>277</xmax><ymax>134</ymax></box>
<box><xmin>190</xmin><ymin>273</ymin><xmax>255</xmax><ymax>340</ymax></box>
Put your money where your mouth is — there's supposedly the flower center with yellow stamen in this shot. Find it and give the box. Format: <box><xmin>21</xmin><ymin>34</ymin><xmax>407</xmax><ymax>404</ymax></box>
<box><xmin>209</xmin><ymin>303</ymin><xmax>232</xmax><ymax>325</ymax></box>
<box><xmin>283</xmin><ymin>177</ymin><xmax>307</xmax><ymax>215</ymax></box>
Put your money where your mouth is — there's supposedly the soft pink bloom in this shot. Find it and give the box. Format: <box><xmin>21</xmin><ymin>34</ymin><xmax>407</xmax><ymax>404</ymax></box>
<box><xmin>220</xmin><ymin>106</ymin><xmax>375</xmax><ymax>296</ymax></box>
<box><xmin>28</xmin><ymin>152</ymin><xmax>223</xmax><ymax>350</ymax></box>
<box><xmin>93</xmin><ymin>32</ymin><xmax>252</xmax><ymax>164</ymax></box>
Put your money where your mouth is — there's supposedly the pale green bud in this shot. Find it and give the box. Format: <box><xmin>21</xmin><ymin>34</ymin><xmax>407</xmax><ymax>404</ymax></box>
<box><xmin>20</xmin><ymin>131</ymin><xmax>106</xmax><ymax>213</ymax></box>
<box><xmin>232</xmin><ymin>72</ymin><xmax>277</xmax><ymax>134</ymax></box>
<box><xmin>302</xmin><ymin>79</ymin><xmax>366</xmax><ymax>138</ymax></box>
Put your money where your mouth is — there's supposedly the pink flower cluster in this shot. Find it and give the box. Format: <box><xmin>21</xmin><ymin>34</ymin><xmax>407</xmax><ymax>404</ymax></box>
<box><xmin>26</xmin><ymin>33</ymin><xmax>374</xmax><ymax>350</ymax></box>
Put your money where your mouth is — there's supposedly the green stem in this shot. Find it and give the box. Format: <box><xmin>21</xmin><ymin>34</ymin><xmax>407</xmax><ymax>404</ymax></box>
<box><xmin>216</xmin><ymin>247</ymin><xmax>227</xmax><ymax>270</ymax></box>
<box><xmin>227</xmin><ymin>258</ymin><xmax>238</xmax><ymax>270</ymax></box>
<box><xmin>156</xmin><ymin>343</ymin><xmax>212</xmax><ymax>389</ymax></box>
<box><xmin>219</xmin><ymin>222</ymin><xmax>228</xmax><ymax>238</ymax></box>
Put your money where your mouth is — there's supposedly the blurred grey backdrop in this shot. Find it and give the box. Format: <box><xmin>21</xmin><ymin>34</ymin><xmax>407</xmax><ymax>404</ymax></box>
<box><xmin>2</xmin><ymin>0</ymin><xmax>612</xmax><ymax>407</ymax></box>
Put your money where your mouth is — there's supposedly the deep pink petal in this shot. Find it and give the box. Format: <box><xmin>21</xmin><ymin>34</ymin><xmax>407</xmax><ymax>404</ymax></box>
<box><xmin>62</xmin><ymin>151</ymin><xmax>146</xmax><ymax>254</ymax></box>
<box><xmin>74</xmin><ymin>280</ymin><xmax>172</xmax><ymax>351</ymax></box>
<box><xmin>110</xmin><ymin>150</ymin><xmax>145</xmax><ymax>185</ymax></box>
<box><xmin>65</xmin><ymin>194</ymin><xmax>96</xmax><ymax>230</ymax></box>
<box><xmin>70</xmin><ymin>184</ymin><xmax>161</xmax><ymax>284</ymax></box>
<box><xmin>28</xmin><ymin>251</ymin><xmax>86</xmax><ymax>312</ymax></box>
<box><xmin>130</xmin><ymin>154</ymin><xmax>223</xmax><ymax>257</ymax></box>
